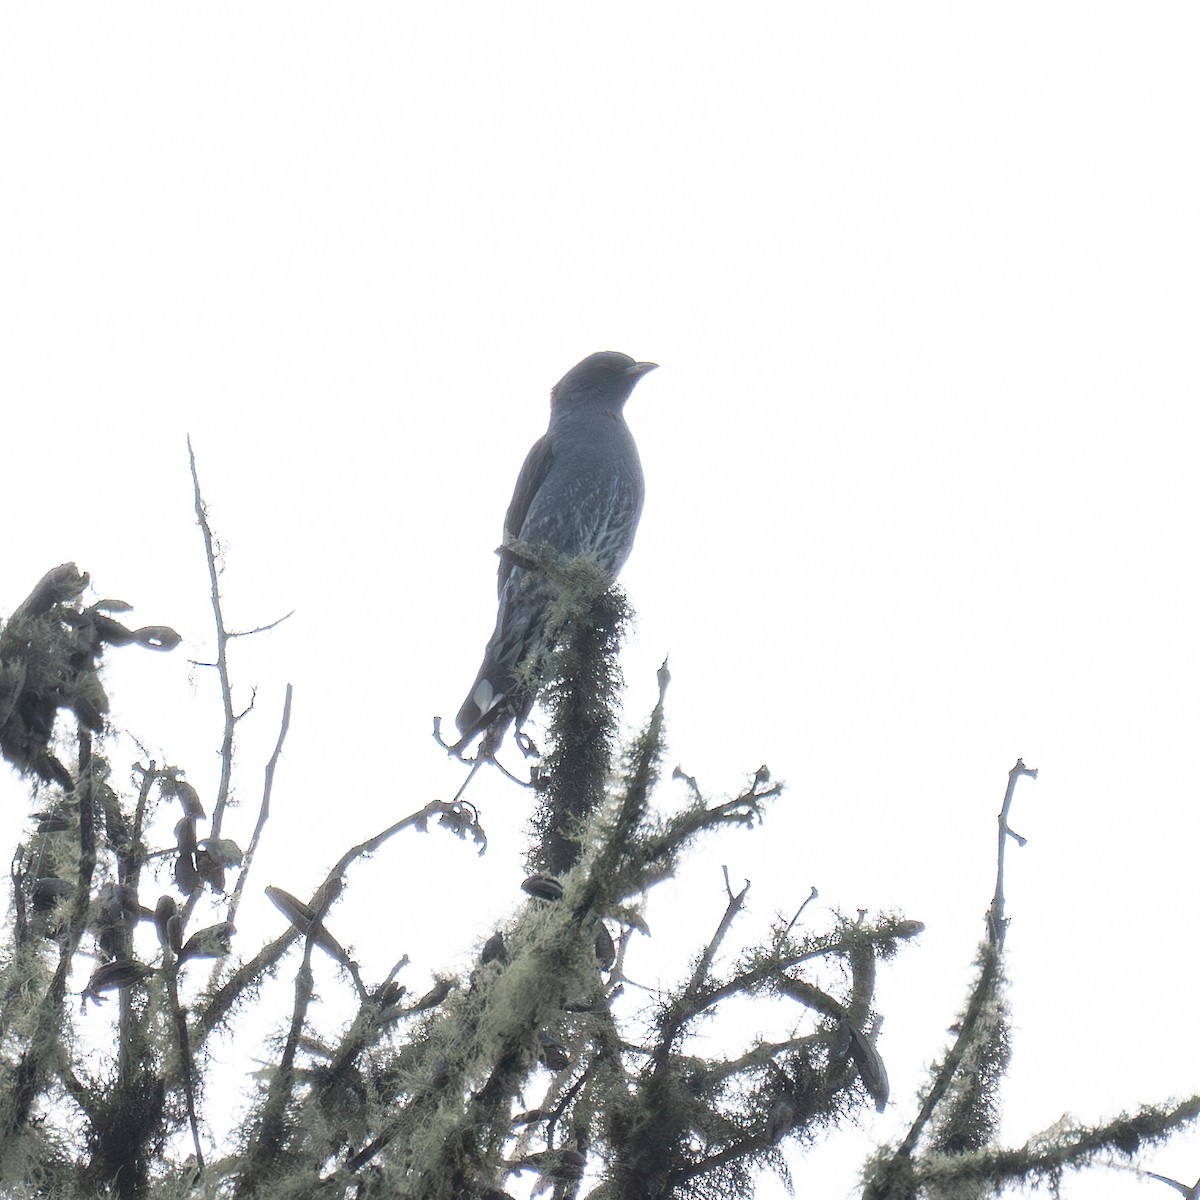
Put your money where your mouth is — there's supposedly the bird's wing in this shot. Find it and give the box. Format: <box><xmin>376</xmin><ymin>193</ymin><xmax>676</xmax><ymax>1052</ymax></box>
<box><xmin>494</xmin><ymin>433</ymin><xmax>556</xmax><ymax>594</ymax></box>
<box><xmin>504</xmin><ymin>433</ymin><xmax>555</xmax><ymax>540</ymax></box>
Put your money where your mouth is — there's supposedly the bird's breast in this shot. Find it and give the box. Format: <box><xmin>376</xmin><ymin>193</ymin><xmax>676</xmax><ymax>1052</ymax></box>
<box><xmin>520</xmin><ymin>421</ymin><xmax>644</xmax><ymax>575</ymax></box>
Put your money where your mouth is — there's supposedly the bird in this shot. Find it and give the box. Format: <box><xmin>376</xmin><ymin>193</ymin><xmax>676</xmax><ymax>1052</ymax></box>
<box><xmin>454</xmin><ymin>351</ymin><xmax>657</xmax><ymax>750</ymax></box>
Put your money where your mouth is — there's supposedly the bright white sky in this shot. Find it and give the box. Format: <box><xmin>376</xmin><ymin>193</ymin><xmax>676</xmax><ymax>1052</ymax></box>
<box><xmin>2</xmin><ymin>7</ymin><xmax>1198</xmax><ymax>1198</ymax></box>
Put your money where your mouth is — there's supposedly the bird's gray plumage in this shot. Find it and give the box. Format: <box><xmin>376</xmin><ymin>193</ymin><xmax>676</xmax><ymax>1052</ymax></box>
<box><xmin>455</xmin><ymin>351</ymin><xmax>656</xmax><ymax>745</ymax></box>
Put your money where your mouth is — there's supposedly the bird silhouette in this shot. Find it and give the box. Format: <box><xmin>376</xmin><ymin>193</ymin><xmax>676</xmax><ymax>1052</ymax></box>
<box><xmin>454</xmin><ymin>351</ymin><xmax>656</xmax><ymax>750</ymax></box>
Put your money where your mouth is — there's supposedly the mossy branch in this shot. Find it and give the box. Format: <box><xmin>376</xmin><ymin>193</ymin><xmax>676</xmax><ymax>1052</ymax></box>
<box><xmin>0</xmin><ymin>491</ymin><xmax>1193</xmax><ymax>1200</ymax></box>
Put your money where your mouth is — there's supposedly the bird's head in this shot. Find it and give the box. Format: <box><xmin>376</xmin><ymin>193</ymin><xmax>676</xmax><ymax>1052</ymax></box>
<box><xmin>550</xmin><ymin>351</ymin><xmax>658</xmax><ymax>412</ymax></box>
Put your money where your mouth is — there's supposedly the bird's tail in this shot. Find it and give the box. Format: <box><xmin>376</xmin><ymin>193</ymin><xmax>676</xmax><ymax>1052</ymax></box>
<box><xmin>455</xmin><ymin>577</ymin><xmax>549</xmax><ymax>742</ymax></box>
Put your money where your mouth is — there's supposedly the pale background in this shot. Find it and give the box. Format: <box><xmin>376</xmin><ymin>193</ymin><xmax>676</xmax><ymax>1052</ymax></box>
<box><xmin>1</xmin><ymin>6</ymin><xmax>1197</xmax><ymax>1197</ymax></box>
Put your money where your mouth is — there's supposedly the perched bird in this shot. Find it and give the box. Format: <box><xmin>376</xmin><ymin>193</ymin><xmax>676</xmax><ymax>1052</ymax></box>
<box><xmin>454</xmin><ymin>351</ymin><xmax>656</xmax><ymax>748</ymax></box>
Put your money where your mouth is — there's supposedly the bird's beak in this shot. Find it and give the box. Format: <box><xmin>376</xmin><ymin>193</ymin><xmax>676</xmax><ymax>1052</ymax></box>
<box><xmin>626</xmin><ymin>361</ymin><xmax>658</xmax><ymax>377</ymax></box>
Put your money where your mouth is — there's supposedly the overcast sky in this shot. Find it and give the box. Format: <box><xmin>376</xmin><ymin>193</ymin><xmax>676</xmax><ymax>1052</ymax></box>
<box><xmin>2</xmin><ymin>6</ymin><xmax>1198</xmax><ymax>1197</ymax></box>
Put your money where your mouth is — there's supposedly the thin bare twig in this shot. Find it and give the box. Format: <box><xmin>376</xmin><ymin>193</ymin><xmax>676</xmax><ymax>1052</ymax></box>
<box><xmin>784</xmin><ymin>886</ymin><xmax>819</xmax><ymax>935</ymax></box>
<box><xmin>186</xmin><ymin>437</ymin><xmax>237</xmax><ymax>854</ymax></box>
<box><xmin>228</xmin><ymin>612</ymin><xmax>295</xmax><ymax>639</ymax></box>
<box><xmin>225</xmin><ymin>683</ymin><xmax>293</xmax><ymax>931</ymax></box>
<box><xmin>987</xmin><ymin>757</ymin><xmax>1038</xmax><ymax>949</ymax></box>
<box><xmin>321</xmin><ymin>800</ymin><xmax>487</xmax><ymax>899</ymax></box>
